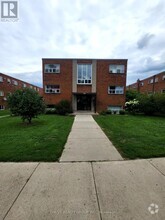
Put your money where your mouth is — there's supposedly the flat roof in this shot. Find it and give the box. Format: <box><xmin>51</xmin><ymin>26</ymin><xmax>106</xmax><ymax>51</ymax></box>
<box><xmin>42</xmin><ymin>58</ymin><xmax>128</xmax><ymax>61</ymax></box>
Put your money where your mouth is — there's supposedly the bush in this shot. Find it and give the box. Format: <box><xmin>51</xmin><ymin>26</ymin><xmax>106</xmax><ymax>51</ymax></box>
<box><xmin>100</xmin><ymin>111</ymin><xmax>107</xmax><ymax>115</ymax></box>
<box><xmin>126</xmin><ymin>90</ymin><xmax>140</xmax><ymax>102</ymax></box>
<box><xmin>55</xmin><ymin>100</ymin><xmax>73</xmax><ymax>115</ymax></box>
<box><xmin>106</xmin><ymin>110</ymin><xmax>112</xmax><ymax>114</ymax></box>
<box><xmin>125</xmin><ymin>99</ymin><xmax>140</xmax><ymax>114</ymax></box>
<box><xmin>119</xmin><ymin>110</ymin><xmax>125</xmax><ymax>115</ymax></box>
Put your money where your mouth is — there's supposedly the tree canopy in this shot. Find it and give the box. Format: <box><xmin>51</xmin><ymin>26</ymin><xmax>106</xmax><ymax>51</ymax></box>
<box><xmin>7</xmin><ymin>88</ymin><xmax>45</xmax><ymax>123</ymax></box>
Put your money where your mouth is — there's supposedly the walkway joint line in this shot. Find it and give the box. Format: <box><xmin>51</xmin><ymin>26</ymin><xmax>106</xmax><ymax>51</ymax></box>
<box><xmin>148</xmin><ymin>160</ymin><xmax>165</xmax><ymax>177</ymax></box>
<box><xmin>3</xmin><ymin>163</ymin><xmax>40</xmax><ymax>220</ymax></box>
<box><xmin>91</xmin><ymin>162</ymin><xmax>103</xmax><ymax>220</ymax></box>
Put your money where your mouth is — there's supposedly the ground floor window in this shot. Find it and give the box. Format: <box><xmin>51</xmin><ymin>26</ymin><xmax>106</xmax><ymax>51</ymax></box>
<box><xmin>107</xmin><ymin>106</ymin><xmax>122</xmax><ymax>114</ymax></box>
<box><xmin>45</xmin><ymin>85</ymin><xmax>60</xmax><ymax>94</ymax></box>
<box><xmin>0</xmin><ymin>105</ymin><xmax>5</xmax><ymax>110</ymax></box>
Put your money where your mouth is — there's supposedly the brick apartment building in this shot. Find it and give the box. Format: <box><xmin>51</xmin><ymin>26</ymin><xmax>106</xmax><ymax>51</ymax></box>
<box><xmin>43</xmin><ymin>58</ymin><xmax>127</xmax><ymax>113</ymax></box>
<box><xmin>127</xmin><ymin>71</ymin><xmax>165</xmax><ymax>94</ymax></box>
<box><xmin>0</xmin><ymin>73</ymin><xmax>43</xmax><ymax>110</ymax></box>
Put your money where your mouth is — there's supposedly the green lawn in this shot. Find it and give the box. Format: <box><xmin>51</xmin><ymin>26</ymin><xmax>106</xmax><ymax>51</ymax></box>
<box><xmin>94</xmin><ymin>115</ymin><xmax>165</xmax><ymax>159</ymax></box>
<box><xmin>0</xmin><ymin>110</ymin><xmax>10</xmax><ymax>116</ymax></box>
<box><xmin>0</xmin><ymin>115</ymin><xmax>74</xmax><ymax>161</ymax></box>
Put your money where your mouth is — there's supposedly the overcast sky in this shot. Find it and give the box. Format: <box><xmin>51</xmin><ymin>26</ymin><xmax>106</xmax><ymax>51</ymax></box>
<box><xmin>0</xmin><ymin>0</ymin><xmax>165</xmax><ymax>87</ymax></box>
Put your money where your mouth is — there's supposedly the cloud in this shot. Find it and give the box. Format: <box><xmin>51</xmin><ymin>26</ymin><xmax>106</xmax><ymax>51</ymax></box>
<box><xmin>0</xmin><ymin>0</ymin><xmax>165</xmax><ymax>86</ymax></box>
<box><xmin>137</xmin><ymin>33</ymin><xmax>155</xmax><ymax>49</ymax></box>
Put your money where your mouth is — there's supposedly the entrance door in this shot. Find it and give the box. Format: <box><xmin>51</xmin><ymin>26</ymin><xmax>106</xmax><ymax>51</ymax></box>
<box><xmin>77</xmin><ymin>95</ymin><xmax>91</xmax><ymax>111</ymax></box>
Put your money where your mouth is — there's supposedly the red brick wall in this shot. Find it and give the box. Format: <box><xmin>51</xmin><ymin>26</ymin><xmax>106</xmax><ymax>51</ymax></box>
<box><xmin>127</xmin><ymin>72</ymin><xmax>165</xmax><ymax>94</ymax></box>
<box><xmin>96</xmin><ymin>60</ymin><xmax>127</xmax><ymax>112</ymax></box>
<box><xmin>77</xmin><ymin>85</ymin><xmax>92</xmax><ymax>93</ymax></box>
<box><xmin>43</xmin><ymin>59</ymin><xmax>72</xmax><ymax>105</ymax></box>
<box><xmin>0</xmin><ymin>73</ymin><xmax>43</xmax><ymax>109</ymax></box>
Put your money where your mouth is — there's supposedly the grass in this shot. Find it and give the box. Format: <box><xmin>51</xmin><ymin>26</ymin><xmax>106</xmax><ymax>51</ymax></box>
<box><xmin>0</xmin><ymin>115</ymin><xmax>74</xmax><ymax>161</ymax></box>
<box><xmin>94</xmin><ymin>115</ymin><xmax>165</xmax><ymax>159</ymax></box>
<box><xmin>0</xmin><ymin>110</ymin><xmax>10</xmax><ymax>116</ymax></box>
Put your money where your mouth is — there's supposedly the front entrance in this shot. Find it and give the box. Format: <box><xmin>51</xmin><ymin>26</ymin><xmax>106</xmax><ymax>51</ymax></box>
<box><xmin>77</xmin><ymin>94</ymin><xmax>92</xmax><ymax>111</ymax></box>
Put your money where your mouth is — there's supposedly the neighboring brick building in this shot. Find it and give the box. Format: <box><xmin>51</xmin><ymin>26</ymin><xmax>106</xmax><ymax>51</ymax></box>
<box><xmin>42</xmin><ymin>58</ymin><xmax>127</xmax><ymax>113</ymax></box>
<box><xmin>0</xmin><ymin>73</ymin><xmax>43</xmax><ymax>110</ymax></box>
<box><xmin>127</xmin><ymin>71</ymin><xmax>165</xmax><ymax>94</ymax></box>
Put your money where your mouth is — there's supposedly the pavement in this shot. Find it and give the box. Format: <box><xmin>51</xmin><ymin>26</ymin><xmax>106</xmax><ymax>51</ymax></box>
<box><xmin>0</xmin><ymin>115</ymin><xmax>165</xmax><ymax>220</ymax></box>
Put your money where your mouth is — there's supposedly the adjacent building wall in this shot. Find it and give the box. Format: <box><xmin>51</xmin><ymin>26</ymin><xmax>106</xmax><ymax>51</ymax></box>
<box><xmin>0</xmin><ymin>73</ymin><xmax>43</xmax><ymax>110</ymax></box>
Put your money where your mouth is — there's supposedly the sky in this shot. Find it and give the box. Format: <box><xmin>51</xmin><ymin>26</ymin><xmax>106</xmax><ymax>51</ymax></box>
<box><xmin>0</xmin><ymin>0</ymin><xmax>165</xmax><ymax>87</ymax></box>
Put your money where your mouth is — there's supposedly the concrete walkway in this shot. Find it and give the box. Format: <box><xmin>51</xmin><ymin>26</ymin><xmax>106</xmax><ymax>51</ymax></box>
<box><xmin>60</xmin><ymin>115</ymin><xmax>123</xmax><ymax>162</ymax></box>
<box><xmin>0</xmin><ymin>115</ymin><xmax>165</xmax><ymax>220</ymax></box>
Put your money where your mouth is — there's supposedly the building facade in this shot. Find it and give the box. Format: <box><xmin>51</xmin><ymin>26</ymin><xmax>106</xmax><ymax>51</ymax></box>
<box><xmin>127</xmin><ymin>71</ymin><xmax>165</xmax><ymax>94</ymax></box>
<box><xmin>43</xmin><ymin>58</ymin><xmax>127</xmax><ymax>113</ymax></box>
<box><xmin>0</xmin><ymin>73</ymin><xmax>43</xmax><ymax>110</ymax></box>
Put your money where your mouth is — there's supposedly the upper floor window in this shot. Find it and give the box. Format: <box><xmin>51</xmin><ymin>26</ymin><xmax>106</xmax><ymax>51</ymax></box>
<box><xmin>0</xmin><ymin>91</ymin><xmax>4</xmax><ymax>96</ymax></box>
<box><xmin>45</xmin><ymin>85</ymin><xmax>60</xmax><ymax>94</ymax></box>
<box><xmin>108</xmin><ymin>86</ymin><xmax>124</xmax><ymax>94</ymax></box>
<box><xmin>109</xmin><ymin>65</ymin><xmax>125</xmax><ymax>74</ymax></box>
<box><xmin>45</xmin><ymin>64</ymin><xmax>60</xmax><ymax>73</ymax></box>
<box><xmin>23</xmin><ymin>83</ymin><xmax>26</xmax><ymax>88</ymax></box>
<box><xmin>148</xmin><ymin>79</ymin><xmax>153</xmax><ymax>84</ymax></box>
<box><xmin>162</xmin><ymin>75</ymin><xmax>165</xmax><ymax>80</ymax></box>
<box><xmin>0</xmin><ymin>76</ymin><xmax>3</xmax><ymax>82</ymax></box>
<box><xmin>13</xmin><ymin>80</ymin><xmax>18</xmax><ymax>86</ymax></box>
<box><xmin>7</xmin><ymin>78</ymin><xmax>11</xmax><ymax>84</ymax></box>
<box><xmin>77</xmin><ymin>64</ymin><xmax>92</xmax><ymax>84</ymax></box>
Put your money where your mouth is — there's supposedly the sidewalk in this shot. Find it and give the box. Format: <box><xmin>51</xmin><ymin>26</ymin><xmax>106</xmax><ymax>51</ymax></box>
<box><xmin>60</xmin><ymin>115</ymin><xmax>123</xmax><ymax>162</ymax></box>
<box><xmin>0</xmin><ymin>115</ymin><xmax>165</xmax><ymax>220</ymax></box>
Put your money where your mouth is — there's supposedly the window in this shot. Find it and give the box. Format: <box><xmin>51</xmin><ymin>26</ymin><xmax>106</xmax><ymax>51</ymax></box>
<box><xmin>77</xmin><ymin>64</ymin><xmax>92</xmax><ymax>84</ymax></box>
<box><xmin>30</xmin><ymin>85</ymin><xmax>33</xmax><ymax>89</ymax></box>
<box><xmin>155</xmin><ymin>77</ymin><xmax>158</xmax><ymax>83</ymax></box>
<box><xmin>0</xmin><ymin>76</ymin><xmax>3</xmax><ymax>82</ymax></box>
<box><xmin>148</xmin><ymin>79</ymin><xmax>153</xmax><ymax>84</ymax></box>
<box><xmin>0</xmin><ymin>105</ymin><xmax>5</xmax><ymax>110</ymax></box>
<box><xmin>140</xmin><ymin>82</ymin><xmax>144</xmax><ymax>86</ymax></box>
<box><xmin>109</xmin><ymin>65</ymin><xmax>125</xmax><ymax>73</ymax></box>
<box><xmin>13</xmin><ymin>80</ymin><xmax>18</xmax><ymax>86</ymax></box>
<box><xmin>162</xmin><ymin>75</ymin><xmax>165</xmax><ymax>80</ymax></box>
<box><xmin>7</xmin><ymin>78</ymin><xmax>11</xmax><ymax>84</ymax></box>
<box><xmin>162</xmin><ymin>89</ymin><xmax>165</xmax><ymax>93</ymax></box>
<box><xmin>23</xmin><ymin>83</ymin><xmax>26</xmax><ymax>88</ymax></box>
<box><xmin>45</xmin><ymin>85</ymin><xmax>60</xmax><ymax>93</ymax></box>
<box><xmin>108</xmin><ymin>86</ymin><xmax>124</xmax><ymax>94</ymax></box>
<box><xmin>45</xmin><ymin>64</ymin><xmax>60</xmax><ymax>73</ymax></box>
<box><xmin>0</xmin><ymin>91</ymin><xmax>4</xmax><ymax>96</ymax></box>
<box><xmin>107</xmin><ymin>106</ymin><xmax>122</xmax><ymax>114</ymax></box>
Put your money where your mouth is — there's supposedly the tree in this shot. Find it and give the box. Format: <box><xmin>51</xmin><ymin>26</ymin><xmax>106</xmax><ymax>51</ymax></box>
<box><xmin>7</xmin><ymin>88</ymin><xmax>45</xmax><ymax>123</ymax></box>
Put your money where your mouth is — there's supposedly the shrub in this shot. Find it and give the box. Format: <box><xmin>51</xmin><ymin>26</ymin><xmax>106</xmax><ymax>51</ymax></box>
<box><xmin>55</xmin><ymin>100</ymin><xmax>73</xmax><ymax>115</ymax></box>
<box><xmin>125</xmin><ymin>99</ymin><xmax>139</xmax><ymax>114</ymax></box>
<box><xmin>106</xmin><ymin>110</ymin><xmax>112</xmax><ymax>114</ymax></box>
<box><xmin>100</xmin><ymin>111</ymin><xmax>107</xmax><ymax>115</ymax></box>
<box><xmin>119</xmin><ymin>110</ymin><xmax>125</xmax><ymax>115</ymax></box>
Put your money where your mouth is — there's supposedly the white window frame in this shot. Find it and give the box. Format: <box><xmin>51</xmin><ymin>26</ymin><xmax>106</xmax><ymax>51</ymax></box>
<box><xmin>77</xmin><ymin>64</ymin><xmax>92</xmax><ymax>84</ymax></box>
<box><xmin>45</xmin><ymin>85</ymin><xmax>60</xmax><ymax>94</ymax></box>
<box><xmin>0</xmin><ymin>76</ymin><xmax>3</xmax><ymax>82</ymax></box>
<box><xmin>155</xmin><ymin>77</ymin><xmax>158</xmax><ymax>83</ymax></box>
<box><xmin>13</xmin><ymin>80</ymin><xmax>18</xmax><ymax>86</ymax></box>
<box><xmin>45</xmin><ymin>64</ymin><xmax>60</xmax><ymax>73</ymax></box>
<box><xmin>0</xmin><ymin>105</ymin><xmax>5</xmax><ymax>110</ymax></box>
<box><xmin>107</xmin><ymin>106</ymin><xmax>122</xmax><ymax>114</ymax></box>
<box><xmin>0</xmin><ymin>91</ymin><xmax>4</xmax><ymax>96</ymax></box>
<box><xmin>23</xmin><ymin>83</ymin><xmax>26</xmax><ymax>88</ymax></box>
<box><xmin>162</xmin><ymin>75</ymin><xmax>165</xmax><ymax>80</ymax></box>
<box><xmin>108</xmin><ymin>86</ymin><xmax>124</xmax><ymax>94</ymax></box>
<box><xmin>148</xmin><ymin>79</ymin><xmax>153</xmax><ymax>84</ymax></box>
<box><xmin>109</xmin><ymin>65</ymin><xmax>125</xmax><ymax>74</ymax></box>
<box><xmin>7</xmin><ymin>78</ymin><xmax>11</xmax><ymax>83</ymax></box>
